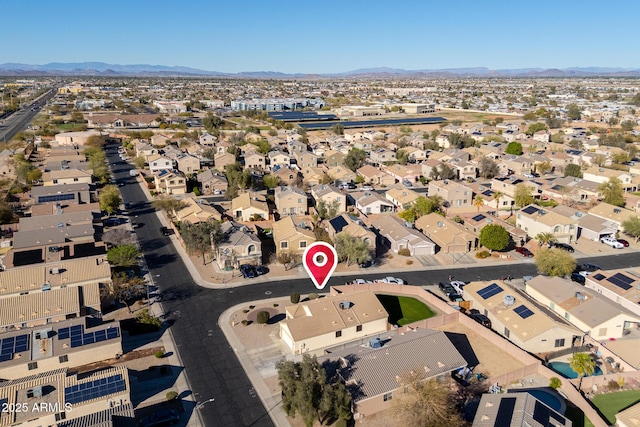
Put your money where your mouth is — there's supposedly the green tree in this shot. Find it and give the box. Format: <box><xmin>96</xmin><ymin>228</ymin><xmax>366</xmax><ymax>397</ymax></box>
<box><xmin>396</xmin><ymin>149</ymin><xmax>409</xmax><ymax>165</ymax></box>
<box><xmin>564</xmin><ymin>164</ymin><xmax>583</xmax><ymax>178</ymax></box>
<box><xmin>566</xmin><ymin>103</ymin><xmax>582</xmax><ymax>121</ymax></box>
<box><xmin>514</xmin><ymin>183</ymin><xmax>534</xmax><ymax>208</ymax></box>
<box><xmin>277</xmin><ymin>251</ymin><xmax>302</xmax><ymax>271</ymax></box>
<box><xmin>316</xmin><ymin>199</ymin><xmax>341</xmax><ymax>220</ymax></box>
<box><xmin>151</xmin><ymin>195</ymin><xmax>187</xmax><ymax>218</ymax></box>
<box><xmin>110</xmin><ymin>271</ymin><xmax>147</xmax><ymax>313</ymax></box>
<box><xmin>99</xmin><ymin>185</ymin><xmax>122</xmax><ymax>215</ymax></box>
<box><xmin>331</xmin><ymin>123</ymin><xmax>344</xmax><ymax>135</ymax></box>
<box><xmin>493</xmin><ymin>191</ymin><xmax>503</xmax><ymax>212</ymax></box>
<box><xmin>598</xmin><ymin>177</ymin><xmax>625</xmax><ymax>207</ymax></box>
<box><xmin>534</xmin><ymin>247</ymin><xmax>576</xmax><ymax>277</ymax></box>
<box><xmin>631</xmin><ymin>93</ymin><xmax>640</xmax><ymax>107</ymax></box>
<box><xmin>180</xmin><ymin>220</ymin><xmax>223</xmax><ymax>265</ymax></box>
<box><xmin>263</xmin><ymin>174</ymin><xmax>280</xmax><ymax>189</ymax></box>
<box><xmin>592</xmin><ymin>154</ymin><xmax>607</xmax><ymax>167</ymax></box>
<box><xmin>277</xmin><ymin>354</ymin><xmax>351</xmax><ymax>427</ymax></box>
<box><xmin>344</xmin><ymin>148</ymin><xmax>367</xmax><ymax>172</ymax></box>
<box><xmin>107</xmin><ymin>244</ymin><xmax>140</xmax><ymax>267</ymax></box>
<box><xmin>398</xmin><ymin>208</ymin><xmax>417</xmax><ymax>223</ymax></box>
<box><xmin>569</xmin><ymin>352</ymin><xmax>596</xmax><ymax>390</ymax></box>
<box><xmin>479</xmin><ymin>224</ymin><xmax>510</xmax><ymax>252</ymax></box>
<box><xmin>505</xmin><ymin>141</ymin><xmax>523</xmax><ymax>155</ymax></box>
<box><xmin>622</xmin><ymin>216</ymin><xmax>640</xmax><ymax>243</ymax></box>
<box><xmin>535</xmin><ymin>232</ymin><xmax>556</xmax><ymax>247</ymax></box>
<box><xmin>473</xmin><ymin>195</ymin><xmax>484</xmax><ymax>212</ymax></box>
<box><xmin>536</xmin><ymin>161</ymin><xmax>552</xmax><ymax>175</ymax></box>
<box><xmin>391</xmin><ymin>373</ymin><xmax>464</xmax><ymax>427</ymax></box>
<box><xmin>203</xmin><ymin>113</ymin><xmax>223</xmax><ymax>133</ymax></box>
<box><xmin>525</xmin><ymin>122</ymin><xmax>547</xmax><ymax>136</ymax></box>
<box><xmin>478</xmin><ymin>156</ymin><xmax>499</xmax><ymax>179</ymax></box>
<box><xmin>620</xmin><ymin>120</ymin><xmax>635</xmax><ymax>132</ymax></box>
<box><xmin>335</xmin><ymin>233</ymin><xmax>370</xmax><ymax>266</ymax></box>
<box><xmin>0</xmin><ymin>201</ymin><xmax>14</xmax><ymax>224</ymax></box>
<box><xmin>26</xmin><ymin>168</ymin><xmax>42</xmax><ymax>183</ymax></box>
<box><xmin>133</xmin><ymin>156</ymin><xmax>146</xmax><ymax>169</ymax></box>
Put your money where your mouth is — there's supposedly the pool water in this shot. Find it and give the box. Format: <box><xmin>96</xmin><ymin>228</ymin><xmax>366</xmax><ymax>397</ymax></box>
<box><xmin>507</xmin><ymin>388</ymin><xmax>566</xmax><ymax>413</ymax></box>
<box><xmin>548</xmin><ymin>361</ymin><xmax>603</xmax><ymax>379</ymax></box>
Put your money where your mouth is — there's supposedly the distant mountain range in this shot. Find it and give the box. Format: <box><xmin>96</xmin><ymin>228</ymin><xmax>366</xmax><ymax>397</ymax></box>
<box><xmin>1</xmin><ymin>62</ymin><xmax>639</xmax><ymax>78</ymax></box>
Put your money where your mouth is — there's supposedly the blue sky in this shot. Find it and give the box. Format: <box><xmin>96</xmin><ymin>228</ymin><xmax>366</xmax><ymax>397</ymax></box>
<box><xmin>3</xmin><ymin>0</ymin><xmax>639</xmax><ymax>73</ymax></box>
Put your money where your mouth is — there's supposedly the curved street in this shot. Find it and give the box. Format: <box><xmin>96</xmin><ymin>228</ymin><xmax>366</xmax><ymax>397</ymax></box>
<box><xmin>111</xmin><ymin>143</ymin><xmax>640</xmax><ymax>426</ymax></box>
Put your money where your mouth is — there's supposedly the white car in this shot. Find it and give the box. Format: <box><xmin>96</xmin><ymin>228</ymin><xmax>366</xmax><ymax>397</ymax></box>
<box><xmin>379</xmin><ymin>277</ymin><xmax>405</xmax><ymax>285</ymax></box>
<box><xmin>601</xmin><ymin>236</ymin><xmax>624</xmax><ymax>249</ymax></box>
<box><xmin>352</xmin><ymin>278</ymin><xmax>372</xmax><ymax>285</ymax></box>
<box><xmin>450</xmin><ymin>281</ymin><xmax>465</xmax><ymax>295</ymax></box>
<box><xmin>361</xmin><ymin>186</ymin><xmax>374</xmax><ymax>191</ymax></box>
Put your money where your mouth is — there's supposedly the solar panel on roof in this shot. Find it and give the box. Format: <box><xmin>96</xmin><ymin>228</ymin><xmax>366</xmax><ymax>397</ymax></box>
<box><xmin>477</xmin><ymin>283</ymin><xmax>503</xmax><ymax>300</ymax></box>
<box><xmin>58</xmin><ymin>327</ymin><xmax>70</xmax><ymax>339</ymax></box>
<box><xmin>522</xmin><ymin>206</ymin><xmax>540</xmax><ymax>215</ymax></box>
<box><xmin>481</xmin><ymin>189</ymin><xmax>494</xmax><ymax>197</ymax></box>
<box><xmin>0</xmin><ymin>335</ymin><xmax>30</xmax><ymax>361</ymax></box>
<box><xmin>37</xmin><ymin>193</ymin><xmax>75</xmax><ymax>203</ymax></box>
<box><xmin>495</xmin><ymin>397</ymin><xmax>517</xmax><ymax>427</ymax></box>
<box><xmin>328</xmin><ymin>216</ymin><xmax>348</xmax><ymax>233</ymax></box>
<box><xmin>107</xmin><ymin>328</ymin><xmax>119</xmax><ymax>339</ymax></box>
<box><xmin>64</xmin><ymin>374</ymin><xmax>127</xmax><ymax>405</ymax></box>
<box><xmin>512</xmin><ymin>179</ymin><xmax>523</xmax><ymax>185</ymax></box>
<box><xmin>472</xmin><ymin>214</ymin><xmax>486</xmax><ymax>222</ymax></box>
<box><xmin>513</xmin><ymin>305</ymin><xmax>534</xmax><ymax>319</ymax></box>
<box><xmin>606</xmin><ymin>273</ymin><xmax>634</xmax><ymax>291</ymax></box>
<box><xmin>592</xmin><ymin>273</ymin><xmax>606</xmax><ymax>281</ymax></box>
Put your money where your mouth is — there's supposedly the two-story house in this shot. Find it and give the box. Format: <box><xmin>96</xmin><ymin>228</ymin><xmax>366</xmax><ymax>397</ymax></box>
<box><xmin>428</xmin><ymin>180</ymin><xmax>473</xmax><ymax>208</ymax></box>
<box><xmin>153</xmin><ymin>169</ymin><xmax>187</xmax><ymax>195</ymax></box>
<box><xmin>275</xmin><ymin>186</ymin><xmax>307</xmax><ymax>216</ymax></box>
<box><xmin>272</xmin><ymin>216</ymin><xmax>315</xmax><ymax>257</ymax></box>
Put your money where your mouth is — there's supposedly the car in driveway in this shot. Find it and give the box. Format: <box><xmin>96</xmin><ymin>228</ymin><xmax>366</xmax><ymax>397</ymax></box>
<box><xmin>450</xmin><ymin>281</ymin><xmax>465</xmax><ymax>295</ymax></box>
<box><xmin>601</xmin><ymin>236</ymin><xmax>624</xmax><ymax>249</ymax></box>
<box><xmin>254</xmin><ymin>265</ymin><xmax>269</xmax><ymax>275</ymax></box>
<box><xmin>469</xmin><ymin>313</ymin><xmax>492</xmax><ymax>328</ymax></box>
<box><xmin>515</xmin><ymin>247</ymin><xmax>533</xmax><ymax>257</ymax></box>
<box><xmin>239</xmin><ymin>264</ymin><xmax>257</xmax><ymax>278</ymax></box>
<box><xmin>571</xmin><ymin>272</ymin><xmax>586</xmax><ymax>285</ymax></box>
<box><xmin>553</xmin><ymin>242</ymin><xmax>575</xmax><ymax>253</ymax></box>
<box><xmin>438</xmin><ymin>282</ymin><xmax>456</xmax><ymax>296</ymax></box>
<box><xmin>379</xmin><ymin>277</ymin><xmax>405</xmax><ymax>284</ymax></box>
<box><xmin>617</xmin><ymin>239</ymin><xmax>630</xmax><ymax>247</ymax></box>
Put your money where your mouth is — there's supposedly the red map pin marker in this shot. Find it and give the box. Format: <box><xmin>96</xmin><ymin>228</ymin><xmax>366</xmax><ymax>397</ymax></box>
<box><xmin>303</xmin><ymin>242</ymin><xmax>338</xmax><ymax>290</ymax></box>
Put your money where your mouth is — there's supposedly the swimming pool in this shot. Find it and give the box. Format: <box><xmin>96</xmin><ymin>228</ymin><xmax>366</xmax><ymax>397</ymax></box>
<box><xmin>507</xmin><ymin>388</ymin><xmax>566</xmax><ymax>413</ymax></box>
<box><xmin>548</xmin><ymin>361</ymin><xmax>603</xmax><ymax>379</ymax></box>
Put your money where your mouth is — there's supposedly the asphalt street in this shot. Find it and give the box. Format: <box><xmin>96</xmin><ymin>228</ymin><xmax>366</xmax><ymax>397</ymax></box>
<box><xmin>112</xmin><ymin>144</ymin><xmax>640</xmax><ymax>427</ymax></box>
<box><xmin>0</xmin><ymin>89</ymin><xmax>56</xmax><ymax>143</ymax></box>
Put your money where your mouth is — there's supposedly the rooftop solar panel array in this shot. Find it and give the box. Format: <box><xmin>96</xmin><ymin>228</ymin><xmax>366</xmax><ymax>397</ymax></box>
<box><xmin>513</xmin><ymin>305</ymin><xmax>535</xmax><ymax>319</ymax></box>
<box><xmin>592</xmin><ymin>273</ymin><xmax>606</xmax><ymax>281</ymax></box>
<box><xmin>64</xmin><ymin>374</ymin><xmax>126</xmax><ymax>405</ymax></box>
<box><xmin>495</xmin><ymin>397</ymin><xmax>517</xmax><ymax>427</ymax></box>
<box><xmin>267</xmin><ymin>112</ymin><xmax>338</xmax><ymax>122</ymax></box>
<box><xmin>0</xmin><ymin>334</ymin><xmax>30</xmax><ymax>362</ymax></box>
<box><xmin>472</xmin><ymin>214</ymin><xmax>486</xmax><ymax>222</ymax></box>
<box><xmin>477</xmin><ymin>283</ymin><xmax>503</xmax><ymax>300</ymax></box>
<box><xmin>482</xmin><ymin>189</ymin><xmax>495</xmax><ymax>197</ymax></box>
<box><xmin>606</xmin><ymin>273</ymin><xmax>635</xmax><ymax>291</ymax></box>
<box><xmin>521</xmin><ymin>206</ymin><xmax>540</xmax><ymax>215</ymax></box>
<box><xmin>57</xmin><ymin>325</ymin><xmax>120</xmax><ymax>348</ymax></box>
<box><xmin>37</xmin><ymin>193</ymin><xmax>75</xmax><ymax>204</ymax></box>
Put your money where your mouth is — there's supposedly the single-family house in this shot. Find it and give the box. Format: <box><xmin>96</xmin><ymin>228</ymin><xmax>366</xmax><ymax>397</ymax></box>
<box><xmin>311</xmin><ymin>184</ymin><xmax>347</xmax><ymax>214</ymax></box>
<box><xmin>174</xmin><ymin>196</ymin><xmax>222</xmax><ymax>224</ymax></box>
<box><xmin>244</xmin><ymin>152</ymin><xmax>266</xmax><ymax>170</ymax></box>
<box><xmin>148</xmin><ymin>154</ymin><xmax>174</xmax><ymax>173</ymax></box>
<box><xmin>327</xmin><ymin>214</ymin><xmax>376</xmax><ymax>252</ymax></box>
<box><xmin>473</xmin><ymin>392</ymin><xmax>570</xmax><ymax>427</ymax></box>
<box><xmin>272</xmin><ymin>216</ymin><xmax>315</xmax><ymax>256</ymax></box>
<box><xmin>353</xmin><ymin>191</ymin><xmax>394</xmax><ymax>215</ymax></box>
<box><xmin>516</xmin><ymin>204</ymin><xmax>577</xmax><ymax>243</ymax></box>
<box><xmin>385</xmin><ymin>188</ymin><xmax>420</xmax><ymax>209</ymax></box>
<box><xmin>214</xmin><ymin>151</ymin><xmax>237</xmax><ymax>172</ymax></box>
<box><xmin>415</xmin><ymin>213</ymin><xmax>477</xmax><ymax>254</ymax></box>
<box><xmin>215</xmin><ymin>221</ymin><xmax>262</xmax><ymax>270</ymax></box>
<box><xmin>197</xmin><ymin>169</ymin><xmax>228</xmax><ymax>195</ymax></box>
<box><xmin>356</xmin><ymin>165</ymin><xmax>395</xmax><ymax>186</ymax></box>
<box><xmin>231</xmin><ymin>192</ymin><xmax>270</xmax><ymax>221</ymax></box>
<box><xmin>42</xmin><ymin>169</ymin><xmax>93</xmax><ymax>186</ymax></box>
<box><xmin>429</xmin><ymin>180</ymin><xmax>473</xmax><ymax>208</ymax></box>
<box><xmin>176</xmin><ymin>153</ymin><xmax>201</xmax><ymax>175</ymax></box>
<box><xmin>294</xmin><ymin>151</ymin><xmax>318</xmax><ymax>168</ymax></box>
<box><xmin>199</xmin><ymin>133</ymin><xmax>217</xmax><ymax>146</ymax></box>
<box><xmin>588</xmin><ymin>203</ymin><xmax>636</xmax><ymax>232</ymax></box>
<box><xmin>370</xmin><ymin>215</ymin><xmax>436</xmax><ymax>255</ymax></box>
<box><xmin>275</xmin><ymin>186</ymin><xmax>307</xmax><ymax>216</ymax></box>
<box><xmin>369</xmin><ymin>148</ymin><xmax>396</xmax><ymax>165</ymax></box>
<box><xmin>268</xmin><ymin>150</ymin><xmax>291</xmax><ymax>169</ymax></box>
<box><xmin>153</xmin><ymin>169</ymin><xmax>187</xmax><ymax>195</ymax></box>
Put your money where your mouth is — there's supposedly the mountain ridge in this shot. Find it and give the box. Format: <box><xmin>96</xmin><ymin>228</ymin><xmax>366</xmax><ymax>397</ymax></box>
<box><xmin>1</xmin><ymin>62</ymin><xmax>639</xmax><ymax>78</ymax></box>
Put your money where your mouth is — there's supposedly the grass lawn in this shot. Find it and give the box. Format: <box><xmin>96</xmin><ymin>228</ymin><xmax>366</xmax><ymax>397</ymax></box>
<box><xmin>375</xmin><ymin>294</ymin><xmax>436</xmax><ymax>326</ymax></box>
<box><xmin>589</xmin><ymin>390</ymin><xmax>640</xmax><ymax>425</ymax></box>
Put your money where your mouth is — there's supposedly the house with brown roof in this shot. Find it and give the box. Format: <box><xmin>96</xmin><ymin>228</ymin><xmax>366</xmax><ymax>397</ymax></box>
<box><xmin>385</xmin><ymin>188</ymin><xmax>420</xmax><ymax>209</ymax></box>
<box><xmin>174</xmin><ymin>196</ymin><xmax>222</xmax><ymax>224</ymax></box>
<box><xmin>214</xmin><ymin>152</ymin><xmax>237</xmax><ymax>172</ymax></box>
<box><xmin>153</xmin><ymin>169</ymin><xmax>187</xmax><ymax>195</ymax></box>
<box><xmin>268</xmin><ymin>150</ymin><xmax>291</xmax><ymax>169</ymax></box>
<box><xmin>370</xmin><ymin>215</ymin><xmax>435</xmax><ymax>255</ymax></box>
<box><xmin>279</xmin><ymin>290</ymin><xmax>388</xmax><ymax>354</ymax></box>
<box><xmin>244</xmin><ymin>152</ymin><xmax>266</xmax><ymax>171</ymax></box>
<box><xmin>429</xmin><ymin>180</ymin><xmax>473</xmax><ymax>209</ymax></box>
<box><xmin>273</xmin><ymin>166</ymin><xmax>301</xmax><ymax>186</ymax></box>
<box><xmin>356</xmin><ymin>165</ymin><xmax>395</xmax><ymax>186</ymax></box>
<box><xmin>415</xmin><ymin>213</ymin><xmax>477</xmax><ymax>254</ymax></box>
<box><xmin>176</xmin><ymin>153</ymin><xmax>201</xmax><ymax>175</ymax></box>
<box><xmin>327</xmin><ymin>214</ymin><xmax>376</xmax><ymax>252</ymax></box>
<box><xmin>275</xmin><ymin>186</ymin><xmax>307</xmax><ymax>216</ymax></box>
<box><xmin>516</xmin><ymin>204</ymin><xmax>577</xmax><ymax>243</ymax></box>
<box><xmin>215</xmin><ymin>221</ymin><xmax>262</xmax><ymax>270</ymax></box>
<box><xmin>272</xmin><ymin>216</ymin><xmax>315</xmax><ymax>257</ymax></box>
<box><xmin>134</xmin><ymin>141</ymin><xmax>157</xmax><ymax>162</ymax></box>
<box><xmin>197</xmin><ymin>169</ymin><xmax>228</xmax><ymax>195</ymax></box>
<box><xmin>353</xmin><ymin>191</ymin><xmax>394</xmax><ymax>215</ymax></box>
<box><xmin>147</xmin><ymin>154</ymin><xmax>174</xmax><ymax>173</ymax></box>
<box><xmin>310</xmin><ymin>184</ymin><xmax>346</xmax><ymax>214</ymax></box>
<box><xmin>324</xmin><ymin>150</ymin><xmax>346</xmax><ymax>168</ymax></box>
<box><xmin>498</xmin><ymin>155</ymin><xmax>534</xmax><ymax>176</ymax></box>
<box><xmin>231</xmin><ymin>192</ymin><xmax>269</xmax><ymax>222</ymax></box>
<box><xmin>588</xmin><ymin>202</ymin><xmax>637</xmax><ymax>231</ymax></box>
<box><xmin>42</xmin><ymin>169</ymin><xmax>93</xmax><ymax>186</ymax></box>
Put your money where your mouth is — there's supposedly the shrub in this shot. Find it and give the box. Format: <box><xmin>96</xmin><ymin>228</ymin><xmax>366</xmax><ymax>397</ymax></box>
<box><xmin>290</xmin><ymin>292</ymin><xmax>300</xmax><ymax>304</ymax></box>
<box><xmin>549</xmin><ymin>377</ymin><xmax>561</xmax><ymax>389</ymax></box>
<box><xmin>406</xmin><ymin>260</ymin><xmax>413</xmax><ymax>265</ymax></box>
<box><xmin>335</xmin><ymin>420</ymin><xmax>348</xmax><ymax>427</ymax></box>
<box><xmin>476</xmin><ymin>250</ymin><xmax>491</xmax><ymax>259</ymax></box>
<box><xmin>166</xmin><ymin>391</ymin><xmax>179</xmax><ymax>401</ymax></box>
<box><xmin>154</xmin><ymin>351</ymin><xmax>165</xmax><ymax>359</ymax></box>
<box><xmin>241</xmin><ymin>320</ymin><xmax>249</xmax><ymax>326</ymax></box>
<box><xmin>257</xmin><ymin>311</ymin><xmax>270</xmax><ymax>324</ymax></box>
<box><xmin>308</xmin><ymin>293</ymin><xmax>319</xmax><ymax>300</ymax></box>
<box><xmin>249</xmin><ymin>305</ymin><xmax>256</xmax><ymax>309</ymax></box>
<box><xmin>192</xmin><ymin>186</ymin><xmax>200</xmax><ymax>196</ymax></box>
<box><xmin>242</xmin><ymin>309</ymin><xmax>250</xmax><ymax>313</ymax></box>
<box><xmin>398</xmin><ymin>248</ymin><xmax>411</xmax><ymax>257</ymax></box>
<box><xmin>273</xmin><ymin>303</ymin><xmax>279</xmax><ymax>307</ymax></box>
<box><xmin>608</xmin><ymin>380</ymin><xmax>621</xmax><ymax>391</ymax></box>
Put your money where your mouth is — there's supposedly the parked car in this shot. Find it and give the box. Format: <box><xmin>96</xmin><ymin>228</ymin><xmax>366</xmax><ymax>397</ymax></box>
<box><xmin>139</xmin><ymin>409</ymin><xmax>180</xmax><ymax>427</ymax></box>
<box><xmin>515</xmin><ymin>247</ymin><xmax>533</xmax><ymax>257</ymax></box>
<box><xmin>160</xmin><ymin>226</ymin><xmax>172</xmax><ymax>236</ymax></box>
<box><xmin>352</xmin><ymin>278</ymin><xmax>372</xmax><ymax>285</ymax></box>
<box><xmin>601</xmin><ymin>236</ymin><xmax>624</xmax><ymax>249</ymax></box>
<box><xmin>553</xmin><ymin>242</ymin><xmax>575</xmax><ymax>253</ymax></box>
<box><xmin>239</xmin><ymin>264</ymin><xmax>257</xmax><ymax>278</ymax></box>
<box><xmin>581</xmin><ymin>263</ymin><xmax>601</xmax><ymax>272</ymax></box>
<box><xmin>359</xmin><ymin>259</ymin><xmax>375</xmax><ymax>268</ymax></box>
<box><xmin>448</xmin><ymin>293</ymin><xmax>464</xmax><ymax>302</ymax></box>
<box><xmin>570</xmin><ymin>273</ymin><xmax>586</xmax><ymax>285</ymax></box>
<box><xmin>617</xmin><ymin>239</ymin><xmax>630</xmax><ymax>247</ymax></box>
<box><xmin>361</xmin><ymin>186</ymin><xmax>374</xmax><ymax>191</ymax></box>
<box><xmin>469</xmin><ymin>313</ymin><xmax>492</xmax><ymax>328</ymax></box>
<box><xmin>402</xmin><ymin>179</ymin><xmax>413</xmax><ymax>187</ymax></box>
<box><xmin>438</xmin><ymin>282</ymin><xmax>456</xmax><ymax>296</ymax></box>
<box><xmin>254</xmin><ymin>265</ymin><xmax>269</xmax><ymax>275</ymax></box>
<box><xmin>450</xmin><ymin>281</ymin><xmax>465</xmax><ymax>295</ymax></box>
<box><xmin>380</xmin><ymin>277</ymin><xmax>405</xmax><ymax>285</ymax></box>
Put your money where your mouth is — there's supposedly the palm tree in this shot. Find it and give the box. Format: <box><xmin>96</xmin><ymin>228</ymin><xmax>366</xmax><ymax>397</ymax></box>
<box><xmin>569</xmin><ymin>352</ymin><xmax>595</xmax><ymax>391</ymax></box>
<box><xmin>536</xmin><ymin>232</ymin><xmax>556</xmax><ymax>248</ymax></box>
<box><xmin>473</xmin><ymin>195</ymin><xmax>485</xmax><ymax>212</ymax></box>
<box><xmin>493</xmin><ymin>191</ymin><xmax>503</xmax><ymax>213</ymax></box>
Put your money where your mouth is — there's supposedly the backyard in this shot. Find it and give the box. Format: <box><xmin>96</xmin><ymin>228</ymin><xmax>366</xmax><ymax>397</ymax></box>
<box><xmin>375</xmin><ymin>294</ymin><xmax>436</xmax><ymax>326</ymax></box>
<box><xmin>586</xmin><ymin>390</ymin><xmax>640</xmax><ymax>426</ymax></box>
